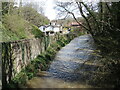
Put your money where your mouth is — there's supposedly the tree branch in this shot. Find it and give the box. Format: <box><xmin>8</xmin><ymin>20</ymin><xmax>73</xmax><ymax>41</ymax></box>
<box><xmin>76</xmin><ymin>2</ymin><xmax>93</xmax><ymax>35</ymax></box>
<box><xmin>57</xmin><ymin>3</ymin><xmax>89</xmax><ymax>31</ymax></box>
<box><xmin>81</xmin><ymin>2</ymin><xmax>99</xmax><ymax>29</ymax></box>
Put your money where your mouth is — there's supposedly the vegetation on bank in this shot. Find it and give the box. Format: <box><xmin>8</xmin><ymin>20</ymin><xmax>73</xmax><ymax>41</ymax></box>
<box><xmin>1</xmin><ymin>21</ymin><xmax>43</xmax><ymax>42</ymax></box>
<box><xmin>5</xmin><ymin>35</ymin><xmax>74</xmax><ymax>88</ymax></box>
<box><xmin>1</xmin><ymin>13</ymin><xmax>45</xmax><ymax>42</ymax></box>
<box><xmin>1</xmin><ymin>2</ymin><xmax>49</xmax><ymax>42</ymax></box>
<box><xmin>17</xmin><ymin>6</ymin><xmax>50</xmax><ymax>27</ymax></box>
<box><xmin>56</xmin><ymin>1</ymin><xmax>120</xmax><ymax>88</ymax></box>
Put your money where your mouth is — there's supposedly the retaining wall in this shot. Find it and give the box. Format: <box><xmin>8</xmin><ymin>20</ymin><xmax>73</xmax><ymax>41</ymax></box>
<box><xmin>1</xmin><ymin>34</ymin><xmax>76</xmax><ymax>86</ymax></box>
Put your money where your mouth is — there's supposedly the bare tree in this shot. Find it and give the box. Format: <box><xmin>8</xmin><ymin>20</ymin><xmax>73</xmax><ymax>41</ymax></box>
<box><xmin>54</xmin><ymin>1</ymin><xmax>98</xmax><ymax>36</ymax></box>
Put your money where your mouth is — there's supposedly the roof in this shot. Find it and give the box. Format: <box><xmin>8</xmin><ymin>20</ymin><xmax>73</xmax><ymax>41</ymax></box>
<box><xmin>71</xmin><ymin>22</ymin><xmax>79</xmax><ymax>26</ymax></box>
<box><xmin>68</xmin><ymin>22</ymin><xmax>82</xmax><ymax>26</ymax></box>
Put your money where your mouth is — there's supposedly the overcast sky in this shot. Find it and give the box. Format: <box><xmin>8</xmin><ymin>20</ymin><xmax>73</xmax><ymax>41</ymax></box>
<box><xmin>14</xmin><ymin>0</ymin><xmax>57</xmax><ymax>21</ymax></box>
<box><xmin>14</xmin><ymin>0</ymin><xmax>85</xmax><ymax>21</ymax></box>
<box><xmin>44</xmin><ymin>0</ymin><xmax>57</xmax><ymax>20</ymax></box>
<box><xmin>14</xmin><ymin>0</ymin><xmax>100</xmax><ymax>21</ymax></box>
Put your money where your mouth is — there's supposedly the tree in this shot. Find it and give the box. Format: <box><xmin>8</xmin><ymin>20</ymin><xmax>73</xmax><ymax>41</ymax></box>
<box><xmin>24</xmin><ymin>1</ymin><xmax>46</xmax><ymax>15</ymax></box>
<box><xmin>55</xmin><ymin>1</ymin><xmax>120</xmax><ymax>50</ymax></box>
<box><xmin>55</xmin><ymin>1</ymin><xmax>120</xmax><ymax>87</ymax></box>
<box><xmin>55</xmin><ymin>1</ymin><xmax>93</xmax><ymax>35</ymax></box>
<box><xmin>13</xmin><ymin>5</ymin><xmax>50</xmax><ymax>27</ymax></box>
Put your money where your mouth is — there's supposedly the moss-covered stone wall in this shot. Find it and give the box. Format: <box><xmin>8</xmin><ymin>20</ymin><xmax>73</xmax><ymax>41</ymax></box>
<box><xmin>1</xmin><ymin>34</ymin><xmax>76</xmax><ymax>88</ymax></box>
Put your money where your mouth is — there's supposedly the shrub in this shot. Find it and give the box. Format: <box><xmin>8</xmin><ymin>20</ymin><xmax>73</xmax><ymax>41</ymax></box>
<box><xmin>3</xmin><ymin>14</ymin><xmax>30</xmax><ymax>39</ymax></box>
<box><xmin>31</xmin><ymin>25</ymin><xmax>44</xmax><ymax>38</ymax></box>
<box><xmin>0</xmin><ymin>23</ymin><xmax>20</xmax><ymax>42</ymax></box>
<box><xmin>12</xmin><ymin>72</ymin><xmax>28</xmax><ymax>86</ymax></box>
<box><xmin>2</xmin><ymin>14</ymin><xmax>44</xmax><ymax>42</ymax></box>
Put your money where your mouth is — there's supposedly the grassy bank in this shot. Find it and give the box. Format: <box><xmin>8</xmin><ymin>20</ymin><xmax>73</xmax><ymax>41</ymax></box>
<box><xmin>5</xmin><ymin>35</ymin><xmax>74</xmax><ymax>88</ymax></box>
<box><xmin>1</xmin><ymin>14</ymin><xmax>44</xmax><ymax>42</ymax></box>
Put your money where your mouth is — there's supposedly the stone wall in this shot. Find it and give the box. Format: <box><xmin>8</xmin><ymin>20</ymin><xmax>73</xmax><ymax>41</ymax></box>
<box><xmin>1</xmin><ymin>34</ymin><xmax>76</xmax><ymax>86</ymax></box>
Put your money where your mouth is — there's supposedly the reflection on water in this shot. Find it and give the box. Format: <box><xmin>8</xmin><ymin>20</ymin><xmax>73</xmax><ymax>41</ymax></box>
<box><xmin>26</xmin><ymin>34</ymin><xmax>99</xmax><ymax>88</ymax></box>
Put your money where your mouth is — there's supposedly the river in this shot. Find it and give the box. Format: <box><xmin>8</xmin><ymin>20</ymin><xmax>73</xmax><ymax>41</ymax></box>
<box><xmin>26</xmin><ymin>34</ymin><xmax>99</xmax><ymax>88</ymax></box>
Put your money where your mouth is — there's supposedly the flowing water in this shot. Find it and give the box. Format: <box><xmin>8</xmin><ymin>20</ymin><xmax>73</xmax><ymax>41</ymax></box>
<box><xmin>26</xmin><ymin>34</ymin><xmax>98</xmax><ymax>88</ymax></box>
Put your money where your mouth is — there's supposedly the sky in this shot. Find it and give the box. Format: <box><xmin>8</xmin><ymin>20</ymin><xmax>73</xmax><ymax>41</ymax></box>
<box><xmin>14</xmin><ymin>0</ymin><xmax>57</xmax><ymax>21</ymax></box>
<box><xmin>44</xmin><ymin>0</ymin><xmax>57</xmax><ymax>20</ymax></box>
<box><xmin>14</xmin><ymin>0</ymin><xmax>99</xmax><ymax>21</ymax></box>
<box><xmin>14</xmin><ymin>0</ymin><xmax>86</xmax><ymax>21</ymax></box>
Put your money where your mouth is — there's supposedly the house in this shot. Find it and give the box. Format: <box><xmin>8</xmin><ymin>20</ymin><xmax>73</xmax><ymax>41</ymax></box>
<box><xmin>39</xmin><ymin>26</ymin><xmax>46</xmax><ymax>32</ymax></box>
<box><xmin>39</xmin><ymin>23</ymin><xmax>63</xmax><ymax>36</ymax></box>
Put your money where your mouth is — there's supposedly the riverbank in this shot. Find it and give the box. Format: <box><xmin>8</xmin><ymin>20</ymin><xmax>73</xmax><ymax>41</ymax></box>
<box><xmin>25</xmin><ymin>34</ymin><xmax>119</xmax><ymax>88</ymax></box>
<box><xmin>4</xmin><ymin>33</ymin><xmax>77</xmax><ymax>88</ymax></box>
<box><xmin>25</xmin><ymin>35</ymin><xmax>100</xmax><ymax>88</ymax></box>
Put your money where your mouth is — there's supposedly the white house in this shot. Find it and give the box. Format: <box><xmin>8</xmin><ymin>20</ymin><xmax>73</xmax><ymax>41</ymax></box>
<box><xmin>39</xmin><ymin>26</ymin><xmax>46</xmax><ymax>32</ymax></box>
<box><xmin>39</xmin><ymin>24</ymin><xmax>63</xmax><ymax>35</ymax></box>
